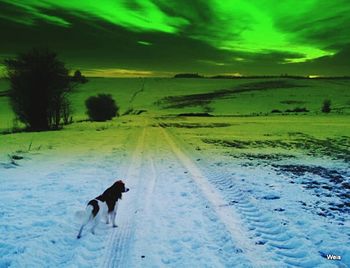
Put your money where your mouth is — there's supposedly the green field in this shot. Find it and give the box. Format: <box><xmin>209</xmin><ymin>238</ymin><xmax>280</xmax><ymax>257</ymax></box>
<box><xmin>1</xmin><ymin>77</ymin><xmax>349</xmax><ymax>160</ymax></box>
<box><xmin>1</xmin><ymin>78</ymin><xmax>350</xmax><ymax>127</ymax></box>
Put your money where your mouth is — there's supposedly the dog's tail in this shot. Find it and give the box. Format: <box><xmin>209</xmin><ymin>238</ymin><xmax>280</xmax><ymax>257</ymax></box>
<box><xmin>75</xmin><ymin>205</ymin><xmax>94</xmax><ymax>223</ymax></box>
<box><xmin>75</xmin><ymin>210</ymin><xmax>85</xmax><ymax>219</ymax></box>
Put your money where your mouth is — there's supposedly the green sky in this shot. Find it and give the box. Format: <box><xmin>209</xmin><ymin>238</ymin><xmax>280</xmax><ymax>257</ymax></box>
<box><xmin>0</xmin><ymin>0</ymin><xmax>350</xmax><ymax>77</ymax></box>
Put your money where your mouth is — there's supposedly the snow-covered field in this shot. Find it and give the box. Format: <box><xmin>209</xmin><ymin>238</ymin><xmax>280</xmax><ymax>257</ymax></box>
<box><xmin>1</xmin><ymin>78</ymin><xmax>350</xmax><ymax>267</ymax></box>
<box><xmin>1</xmin><ymin>116</ymin><xmax>349</xmax><ymax>267</ymax></box>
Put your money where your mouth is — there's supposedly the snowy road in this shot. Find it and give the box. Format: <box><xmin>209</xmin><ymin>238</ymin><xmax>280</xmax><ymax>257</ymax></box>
<box><xmin>100</xmin><ymin>125</ymin><xmax>258</xmax><ymax>267</ymax></box>
<box><xmin>97</xmin><ymin>125</ymin><xmax>348</xmax><ymax>267</ymax></box>
<box><xmin>1</xmin><ymin>120</ymin><xmax>349</xmax><ymax>267</ymax></box>
<box><xmin>107</xmin><ymin>126</ymin><xmax>260</xmax><ymax>267</ymax></box>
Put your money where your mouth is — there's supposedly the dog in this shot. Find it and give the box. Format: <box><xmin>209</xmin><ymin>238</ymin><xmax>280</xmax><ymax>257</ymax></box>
<box><xmin>77</xmin><ymin>180</ymin><xmax>129</xmax><ymax>239</ymax></box>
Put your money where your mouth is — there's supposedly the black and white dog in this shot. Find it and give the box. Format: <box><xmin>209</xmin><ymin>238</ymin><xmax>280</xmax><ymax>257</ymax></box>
<box><xmin>77</xmin><ymin>180</ymin><xmax>129</xmax><ymax>239</ymax></box>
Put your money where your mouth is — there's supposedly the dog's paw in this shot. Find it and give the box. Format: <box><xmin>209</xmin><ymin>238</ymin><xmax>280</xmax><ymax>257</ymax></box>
<box><xmin>113</xmin><ymin>224</ymin><xmax>118</xmax><ymax>228</ymax></box>
<box><xmin>77</xmin><ymin>235</ymin><xmax>81</xmax><ymax>239</ymax></box>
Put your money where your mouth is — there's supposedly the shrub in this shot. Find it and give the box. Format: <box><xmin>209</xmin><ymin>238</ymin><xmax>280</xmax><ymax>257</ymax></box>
<box><xmin>72</xmin><ymin>70</ymin><xmax>88</xmax><ymax>83</ymax></box>
<box><xmin>85</xmin><ymin>94</ymin><xmax>119</xmax><ymax>121</ymax></box>
<box><xmin>174</xmin><ymin>73</ymin><xmax>204</xmax><ymax>78</ymax></box>
<box><xmin>4</xmin><ymin>48</ymin><xmax>74</xmax><ymax>130</ymax></box>
<box><xmin>322</xmin><ymin>99</ymin><xmax>331</xmax><ymax>113</ymax></box>
<box><xmin>271</xmin><ymin>109</ymin><xmax>282</xmax><ymax>113</ymax></box>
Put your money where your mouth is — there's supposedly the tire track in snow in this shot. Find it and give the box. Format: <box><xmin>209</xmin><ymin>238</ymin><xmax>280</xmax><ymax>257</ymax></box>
<box><xmin>199</xmin><ymin>170</ymin><xmax>327</xmax><ymax>267</ymax></box>
<box><xmin>169</xmin><ymin>131</ymin><xmax>332</xmax><ymax>267</ymax></box>
<box><xmin>160</xmin><ymin>126</ymin><xmax>279</xmax><ymax>266</ymax></box>
<box><xmin>132</xmin><ymin>127</ymin><xmax>250</xmax><ymax>267</ymax></box>
<box><xmin>100</xmin><ymin>126</ymin><xmax>147</xmax><ymax>268</ymax></box>
<box><xmin>143</xmin><ymin>136</ymin><xmax>157</xmax><ymax>214</ymax></box>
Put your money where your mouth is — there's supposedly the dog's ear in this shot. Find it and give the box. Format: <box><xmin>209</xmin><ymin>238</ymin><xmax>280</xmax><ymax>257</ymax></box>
<box><xmin>113</xmin><ymin>180</ymin><xmax>125</xmax><ymax>199</ymax></box>
<box><xmin>112</xmin><ymin>180</ymin><xmax>122</xmax><ymax>186</ymax></box>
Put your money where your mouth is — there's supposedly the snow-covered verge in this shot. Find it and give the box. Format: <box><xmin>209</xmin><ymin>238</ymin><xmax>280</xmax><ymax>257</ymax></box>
<box><xmin>1</xmin><ymin>115</ymin><xmax>349</xmax><ymax>267</ymax></box>
<box><xmin>0</xmin><ymin>122</ymin><xmax>137</xmax><ymax>267</ymax></box>
<box><xmin>165</xmin><ymin>120</ymin><xmax>350</xmax><ymax>267</ymax></box>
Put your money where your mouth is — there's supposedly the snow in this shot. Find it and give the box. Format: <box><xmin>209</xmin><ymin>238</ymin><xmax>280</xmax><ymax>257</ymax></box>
<box><xmin>1</xmin><ymin>117</ymin><xmax>349</xmax><ymax>267</ymax></box>
<box><xmin>174</xmin><ymin>127</ymin><xmax>350</xmax><ymax>267</ymax></box>
<box><xmin>0</xmin><ymin>124</ymin><xmax>132</xmax><ymax>267</ymax></box>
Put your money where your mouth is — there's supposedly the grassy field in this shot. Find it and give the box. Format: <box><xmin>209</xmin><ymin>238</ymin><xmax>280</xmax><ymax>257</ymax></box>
<box><xmin>0</xmin><ymin>77</ymin><xmax>349</xmax><ymax>155</ymax></box>
<box><xmin>1</xmin><ymin>77</ymin><xmax>349</xmax><ymax>127</ymax></box>
<box><xmin>1</xmin><ymin>77</ymin><xmax>349</xmax><ymax>170</ymax></box>
<box><xmin>159</xmin><ymin>115</ymin><xmax>350</xmax><ymax>162</ymax></box>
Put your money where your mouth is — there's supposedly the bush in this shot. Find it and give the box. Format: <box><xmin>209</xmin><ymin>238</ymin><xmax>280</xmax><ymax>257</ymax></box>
<box><xmin>85</xmin><ymin>94</ymin><xmax>119</xmax><ymax>121</ymax></box>
<box><xmin>72</xmin><ymin>70</ymin><xmax>88</xmax><ymax>84</ymax></box>
<box><xmin>4</xmin><ymin>48</ymin><xmax>73</xmax><ymax>131</ymax></box>
<box><xmin>322</xmin><ymin>99</ymin><xmax>331</xmax><ymax>113</ymax></box>
<box><xmin>271</xmin><ymin>109</ymin><xmax>282</xmax><ymax>113</ymax></box>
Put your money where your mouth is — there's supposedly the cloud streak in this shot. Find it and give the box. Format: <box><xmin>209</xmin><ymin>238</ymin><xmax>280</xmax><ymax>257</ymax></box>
<box><xmin>81</xmin><ymin>68</ymin><xmax>171</xmax><ymax>77</ymax></box>
<box><xmin>1</xmin><ymin>0</ymin><xmax>188</xmax><ymax>32</ymax></box>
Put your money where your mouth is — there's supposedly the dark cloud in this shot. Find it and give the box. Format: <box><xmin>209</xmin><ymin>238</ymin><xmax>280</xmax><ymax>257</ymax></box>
<box><xmin>274</xmin><ymin>1</ymin><xmax>350</xmax><ymax>51</ymax></box>
<box><xmin>293</xmin><ymin>45</ymin><xmax>350</xmax><ymax>75</ymax></box>
<box><xmin>0</xmin><ymin>8</ymin><xmax>231</xmax><ymax>72</ymax></box>
<box><xmin>0</xmin><ymin>0</ymin><xmax>350</xmax><ymax>76</ymax></box>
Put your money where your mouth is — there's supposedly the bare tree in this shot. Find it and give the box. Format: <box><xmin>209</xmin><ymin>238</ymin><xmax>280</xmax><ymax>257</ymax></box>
<box><xmin>4</xmin><ymin>48</ymin><xmax>74</xmax><ymax>130</ymax></box>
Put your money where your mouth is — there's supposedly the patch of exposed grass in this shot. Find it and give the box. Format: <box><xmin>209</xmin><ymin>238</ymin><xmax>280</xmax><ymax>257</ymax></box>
<box><xmin>280</xmin><ymin>100</ymin><xmax>306</xmax><ymax>105</ymax></box>
<box><xmin>229</xmin><ymin>153</ymin><xmax>296</xmax><ymax>161</ymax></box>
<box><xmin>202</xmin><ymin>135</ymin><xmax>350</xmax><ymax>162</ymax></box>
<box><xmin>159</xmin><ymin>122</ymin><xmax>231</xmax><ymax>128</ymax></box>
<box><xmin>177</xmin><ymin>112</ymin><xmax>213</xmax><ymax>117</ymax></box>
<box><xmin>273</xmin><ymin>164</ymin><xmax>350</xmax><ymax>217</ymax></box>
<box><xmin>159</xmin><ymin>80</ymin><xmax>301</xmax><ymax>109</ymax></box>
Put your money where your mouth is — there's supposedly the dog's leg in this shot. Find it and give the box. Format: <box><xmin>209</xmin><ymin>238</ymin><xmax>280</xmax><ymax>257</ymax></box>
<box><xmin>111</xmin><ymin>211</ymin><xmax>118</xmax><ymax>228</ymax></box>
<box><xmin>105</xmin><ymin>213</ymin><xmax>110</xmax><ymax>224</ymax></box>
<box><xmin>91</xmin><ymin>216</ymin><xmax>99</xmax><ymax>235</ymax></box>
<box><xmin>77</xmin><ymin>224</ymin><xmax>85</xmax><ymax>239</ymax></box>
<box><xmin>112</xmin><ymin>203</ymin><xmax>119</xmax><ymax>228</ymax></box>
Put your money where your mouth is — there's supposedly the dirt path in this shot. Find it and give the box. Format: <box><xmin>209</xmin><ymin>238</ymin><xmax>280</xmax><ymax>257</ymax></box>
<box><xmin>98</xmin><ymin>125</ymin><xmax>270</xmax><ymax>267</ymax></box>
<box><xmin>97</xmin><ymin>122</ymin><xmax>338</xmax><ymax>267</ymax></box>
<box><xmin>101</xmin><ymin>126</ymin><xmax>147</xmax><ymax>268</ymax></box>
<box><xmin>160</xmin><ymin>126</ymin><xmax>274</xmax><ymax>265</ymax></box>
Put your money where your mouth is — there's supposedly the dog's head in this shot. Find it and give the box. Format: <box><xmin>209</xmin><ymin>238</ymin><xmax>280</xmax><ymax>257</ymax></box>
<box><xmin>113</xmin><ymin>180</ymin><xmax>129</xmax><ymax>194</ymax></box>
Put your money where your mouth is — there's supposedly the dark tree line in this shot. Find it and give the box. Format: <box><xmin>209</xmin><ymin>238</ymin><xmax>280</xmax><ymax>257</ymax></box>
<box><xmin>4</xmin><ymin>48</ymin><xmax>121</xmax><ymax>131</ymax></box>
<box><xmin>4</xmin><ymin>49</ymin><xmax>74</xmax><ymax>130</ymax></box>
